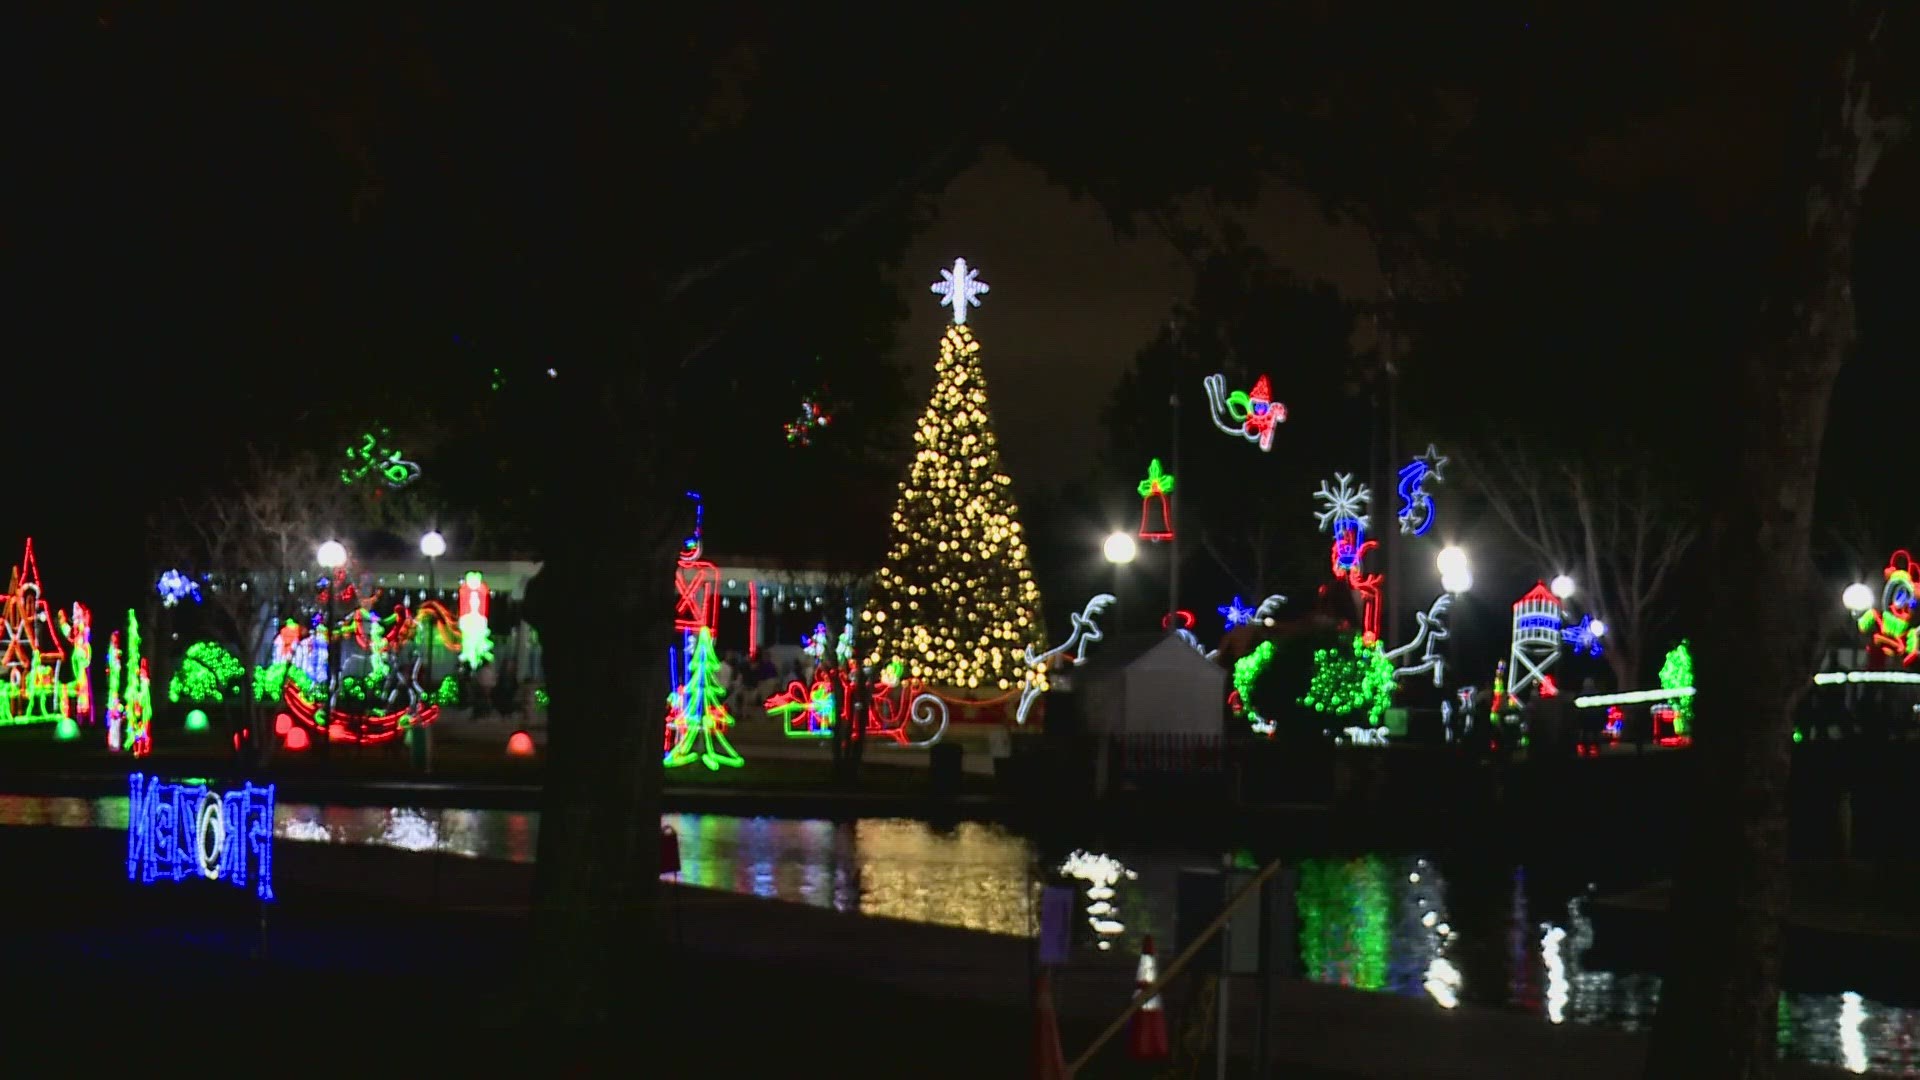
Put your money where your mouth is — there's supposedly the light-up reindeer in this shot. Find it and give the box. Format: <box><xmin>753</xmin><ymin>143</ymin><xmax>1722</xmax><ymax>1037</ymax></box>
<box><xmin>1383</xmin><ymin>593</ymin><xmax>1452</xmax><ymax>687</ymax></box>
<box><xmin>1015</xmin><ymin>593</ymin><xmax>1116</xmax><ymax>724</ymax></box>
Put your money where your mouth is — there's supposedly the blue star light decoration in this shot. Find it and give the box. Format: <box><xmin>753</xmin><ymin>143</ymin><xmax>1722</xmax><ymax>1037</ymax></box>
<box><xmin>1397</xmin><ymin>444</ymin><xmax>1448</xmax><ymax>537</ymax></box>
<box><xmin>1313</xmin><ymin>473</ymin><xmax>1372</xmax><ymax>534</ymax></box>
<box><xmin>1561</xmin><ymin>614</ymin><xmax>1606</xmax><ymax>657</ymax></box>
<box><xmin>1219</xmin><ymin>596</ymin><xmax>1258</xmax><ymax>630</ymax></box>
<box><xmin>931</xmin><ymin>258</ymin><xmax>990</xmax><ymax>324</ymax></box>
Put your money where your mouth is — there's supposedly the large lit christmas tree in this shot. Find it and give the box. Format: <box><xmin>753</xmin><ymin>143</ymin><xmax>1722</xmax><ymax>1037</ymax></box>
<box><xmin>861</xmin><ymin>259</ymin><xmax>1045</xmax><ymax>693</ymax></box>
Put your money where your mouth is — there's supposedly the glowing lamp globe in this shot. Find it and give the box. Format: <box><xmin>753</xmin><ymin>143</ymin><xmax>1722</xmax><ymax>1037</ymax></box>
<box><xmin>274</xmin><ymin>712</ymin><xmax>294</xmax><ymax>736</ymax></box>
<box><xmin>420</xmin><ymin>530</ymin><xmax>447</xmax><ymax>558</ymax></box>
<box><xmin>1589</xmin><ymin>619</ymin><xmax>1608</xmax><ymax>638</ymax></box>
<box><xmin>283</xmin><ymin>726</ymin><xmax>311</xmax><ymax>751</ymax></box>
<box><xmin>507</xmin><ymin>731</ymin><xmax>536</xmax><ymax>757</ymax></box>
<box><xmin>184</xmin><ymin>709</ymin><xmax>209</xmax><ymax>732</ymax></box>
<box><xmin>1103</xmin><ymin>532</ymin><xmax>1138</xmax><ymax>565</ymax></box>
<box><xmin>1436</xmin><ymin>546</ymin><xmax>1469</xmax><ymax>578</ymax></box>
<box><xmin>1843</xmin><ymin>583</ymin><xmax>1874</xmax><ymax>613</ymax></box>
<box><xmin>1441</xmin><ymin>569</ymin><xmax>1473</xmax><ymax>595</ymax></box>
<box><xmin>54</xmin><ymin>717</ymin><xmax>80</xmax><ymax>741</ymax></box>
<box><xmin>1550</xmin><ymin>575</ymin><xmax>1576</xmax><ymax>600</ymax></box>
<box><xmin>316</xmin><ymin>540</ymin><xmax>347</xmax><ymax>569</ymax></box>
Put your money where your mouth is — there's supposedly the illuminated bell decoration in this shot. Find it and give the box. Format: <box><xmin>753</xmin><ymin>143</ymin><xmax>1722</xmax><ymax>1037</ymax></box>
<box><xmin>1136</xmin><ymin>458</ymin><xmax>1175</xmax><ymax>542</ymax></box>
<box><xmin>860</xmin><ymin>276</ymin><xmax>1045</xmax><ymax>693</ymax></box>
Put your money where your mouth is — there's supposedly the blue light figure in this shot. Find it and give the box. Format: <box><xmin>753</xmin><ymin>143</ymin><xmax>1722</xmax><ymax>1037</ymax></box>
<box><xmin>1219</xmin><ymin>596</ymin><xmax>1257</xmax><ymax>630</ymax></box>
<box><xmin>1396</xmin><ymin>445</ymin><xmax>1449</xmax><ymax>537</ymax></box>
<box><xmin>1561</xmin><ymin>615</ymin><xmax>1606</xmax><ymax>658</ymax></box>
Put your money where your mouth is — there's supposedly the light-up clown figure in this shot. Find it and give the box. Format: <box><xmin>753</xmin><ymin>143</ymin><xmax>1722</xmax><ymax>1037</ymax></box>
<box><xmin>457</xmin><ymin>571</ymin><xmax>494</xmax><ymax>669</ymax></box>
<box><xmin>1858</xmin><ymin>550</ymin><xmax>1920</xmax><ymax>666</ymax></box>
<box><xmin>1204</xmin><ymin>373</ymin><xmax>1287</xmax><ymax>452</ymax></box>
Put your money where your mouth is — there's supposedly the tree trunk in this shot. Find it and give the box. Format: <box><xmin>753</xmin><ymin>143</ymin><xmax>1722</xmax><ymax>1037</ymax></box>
<box><xmin>525</xmin><ymin>539</ymin><xmax>671</xmax><ymax>1039</ymax></box>
<box><xmin>1605</xmin><ymin>642</ymin><xmax>1639</xmax><ymax>697</ymax></box>
<box><xmin>1645</xmin><ymin>10</ymin><xmax>1897</xmax><ymax>1074</ymax></box>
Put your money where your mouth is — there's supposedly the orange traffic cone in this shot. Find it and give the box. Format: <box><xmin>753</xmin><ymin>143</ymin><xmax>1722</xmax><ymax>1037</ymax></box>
<box><xmin>1127</xmin><ymin>936</ymin><xmax>1170</xmax><ymax>1061</ymax></box>
<box><xmin>1033</xmin><ymin>970</ymin><xmax>1068</xmax><ymax>1080</ymax></box>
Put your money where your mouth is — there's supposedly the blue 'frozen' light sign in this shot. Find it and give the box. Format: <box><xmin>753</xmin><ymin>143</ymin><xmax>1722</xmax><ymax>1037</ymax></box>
<box><xmin>126</xmin><ymin>773</ymin><xmax>275</xmax><ymax>901</ymax></box>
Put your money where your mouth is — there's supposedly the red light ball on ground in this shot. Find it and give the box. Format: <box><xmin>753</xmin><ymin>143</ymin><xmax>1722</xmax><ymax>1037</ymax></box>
<box><xmin>275</xmin><ymin>713</ymin><xmax>293</xmax><ymax>735</ymax></box>
<box><xmin>284</xmin><ymin>726</ymin><xmax>310</xmax><ymax>751</ymax></box>
<box><xmin>507</xmin><ymin>731</ymin><xmax>535</xmax><ymax>756</ymax></box>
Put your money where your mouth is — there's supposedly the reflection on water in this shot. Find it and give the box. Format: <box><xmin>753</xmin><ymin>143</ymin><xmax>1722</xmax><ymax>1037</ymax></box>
<box><xmin>2</xmin><ymin>792</ymin><xmax>1914</xmax><ymax>1070</ymax></box>
<box><xmin>665</xmin><ymin>814</ymin><xmax>1037</xmax><ymax>936</ymax></box>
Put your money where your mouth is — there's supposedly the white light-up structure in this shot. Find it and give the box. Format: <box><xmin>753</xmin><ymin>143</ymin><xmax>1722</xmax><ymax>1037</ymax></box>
<box><xmin>1508</xmin><ymin>582</ymin><xmax>1564</xmax><ymax>699</ymax></box>
<box><xmin>1842</xmin><ymin>582</ymin><xmax>1874</xmax><ymax>612</ymax></box>
<box><xmin>930</xmin><ymin>258</ymin><xmax>990</xmax><ymax>325</ymax></box>
<box><xmin>1438</xmin><ymin>546</ymin><xmax>1472</xmax><ymax>595</ymax></box>
<box><xmin>1103</xmin><ymin>532</ymin><xmax>1137</xmax><ymax>565</ymax></box>
<box><xmin>316</xmin><ymin>540</ymin><xmax>347</xmax><ymax>569</ymax></box>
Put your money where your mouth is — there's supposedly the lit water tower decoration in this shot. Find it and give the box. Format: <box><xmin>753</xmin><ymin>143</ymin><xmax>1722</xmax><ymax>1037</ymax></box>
<box><xmin>1507</xmin><ymin>582</ymin><xmax>1565</xmax><ymax>699</ymax></box>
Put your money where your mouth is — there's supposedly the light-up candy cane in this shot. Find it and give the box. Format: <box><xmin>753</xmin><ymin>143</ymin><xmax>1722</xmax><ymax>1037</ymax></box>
<box><xmin>1204</xmin><ymin>373</ymin><xmax>1286</xmax><ymax>451</ymax></box>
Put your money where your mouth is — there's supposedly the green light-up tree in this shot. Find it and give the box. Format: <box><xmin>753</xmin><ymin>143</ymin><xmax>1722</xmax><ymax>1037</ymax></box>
<box><xmin>1301</xmin><ymin>633</ymin><xmax>1398</xmax><ymax>729</ymax></box>
<box><xmin>662</xmin><ymin>627</ymin><xmax>742</xmax><ymax>770</ymax></box>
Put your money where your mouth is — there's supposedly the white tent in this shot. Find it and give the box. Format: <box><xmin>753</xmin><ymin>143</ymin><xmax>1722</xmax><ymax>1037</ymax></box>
<box><xmin>1079</xmin><ymin>633</ymin><xmax>1228</xmax><ymax>737</ymax></box>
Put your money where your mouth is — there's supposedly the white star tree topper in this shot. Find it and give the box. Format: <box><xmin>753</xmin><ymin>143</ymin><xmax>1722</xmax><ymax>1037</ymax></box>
<box><xmin>931</xmin><ymin>258</ymin><xmax>990</xmax><ymax>324</ymax></box>
<box><xmin>1313</xmin><ymin>472</ymin><xmax>1373</xmax><ymax>533</ymax></box>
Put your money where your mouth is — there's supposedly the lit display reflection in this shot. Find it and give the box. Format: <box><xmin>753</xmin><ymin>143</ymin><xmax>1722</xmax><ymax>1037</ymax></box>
<box><xmin>0</xmin><ymin>793</ymin><xmax>1910</xmax><ymax>1070</ymax></box>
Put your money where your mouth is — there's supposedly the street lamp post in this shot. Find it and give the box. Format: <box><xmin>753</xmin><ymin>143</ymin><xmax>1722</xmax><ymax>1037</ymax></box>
<box><xmin>316</xmin><ymin>540</ymin><xmax>347</xmax><ymax>755</ymax></box>
<box><xmin>1104</xmin><ymin>531</ymin><xmax>1136</xmax><ymax>629</ymax></box>
<box><xmin>415</xmin><ymin>530</ymin><xmax>445</xmax><ymax>773</ymax></box>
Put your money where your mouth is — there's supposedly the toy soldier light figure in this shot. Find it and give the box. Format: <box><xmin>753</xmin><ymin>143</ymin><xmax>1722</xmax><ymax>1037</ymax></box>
<box><xmin>674</xmin><ymin>500</ymin><xmax>720</xmax><ymax>635</ymax></box>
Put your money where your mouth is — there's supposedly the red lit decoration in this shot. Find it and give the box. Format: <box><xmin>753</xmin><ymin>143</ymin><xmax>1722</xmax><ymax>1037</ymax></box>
<box><xmin>507</xmin><ymin>730</ymin><xmax>535</xmax><ymax>756</ymax></box>
<box><xmin>1539</xmin><ymin>674</ymin><xmax>1560</xmax><ymax>698</ymax></box>
<box><xmin>283</xmin><ymin>726</ymin><xmax>310</xmax><ymax>751</ymax></box>
<box><xmin>1159</xmin><ymin>610</ymin><xmax>1196</xmax><ymax>631</ymax></box>
<box><xmin>279</xmin><ymin>680</ymin><xmax>440</xmax><ymax>746</ymax></box>
<box><xmin>1136</xmin><ymin>458</ymin><xmax>1175</xmax><ymax>542</ymax></box>
<box><xmin>0</xmin><ymin>537</ymin><xmax>74</xmax><ymax>724</ymax></box>
<box><xmin>747</xmin><ymin>580</ymin><xmax>759</xmax><ymax>659</ymax></box>
<box><xmin>1329</xmin><ymin>526</ymin><xmax>1383</xmax><ymax>645</ymax></box>
<box><xmin>674</xmin><ymin>537</ymin><xmax>720</xmax><ymax>635</ymax></box>
<box><xmin>764</xmin><ymin>660</ymin><xmax>949</xmax><ymax>746</ymax></box>
<box><xmin>1857</xmin><ymin>550</ymin><xmax>1919</xmax><ymax>666</ymax></box>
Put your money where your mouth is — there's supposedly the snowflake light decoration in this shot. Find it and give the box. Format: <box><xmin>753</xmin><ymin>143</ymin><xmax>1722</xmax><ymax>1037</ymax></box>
<box><xmin>930</xmin><ymin>258</ymin><xmax>990</xmax><ymax>324</ymax></box>
<box><xmin>1219</xmin><ymin>596</ymin><xmax>1257</xmax><ymax>629</ymax></box>
<box><xmin>1313</xmin><ymin>473</ymin><xmax>1372</xmax><ymax>534</ymax></box>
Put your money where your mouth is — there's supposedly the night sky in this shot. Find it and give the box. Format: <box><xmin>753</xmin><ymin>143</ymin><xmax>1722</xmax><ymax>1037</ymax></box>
<box><xmin>886</xmin><ymin>148</ymin><xmax>1381</xmax><ymax>483</ymax></box>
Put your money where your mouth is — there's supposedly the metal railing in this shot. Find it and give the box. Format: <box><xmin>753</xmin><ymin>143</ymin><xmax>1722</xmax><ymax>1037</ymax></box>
<box><xmin>1065</xmin><ymin>857</ymin><xmax>1284</xmax><ymax>1077</ymax></box>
